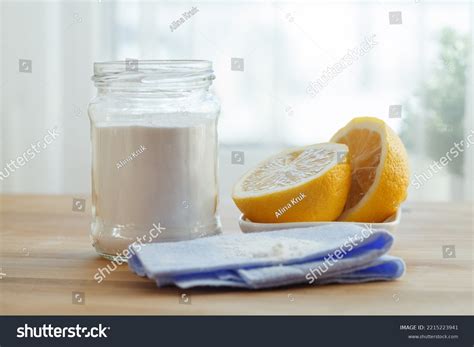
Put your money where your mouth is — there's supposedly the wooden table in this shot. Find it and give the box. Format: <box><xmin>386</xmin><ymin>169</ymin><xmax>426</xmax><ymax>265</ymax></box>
<box><xmin>0</xmin><ymin>195</ymin><xmax>472</xmax><ymax>315</ymax></box>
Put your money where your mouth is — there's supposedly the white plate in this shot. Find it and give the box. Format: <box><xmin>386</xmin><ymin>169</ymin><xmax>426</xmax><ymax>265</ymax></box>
<box><xmin>238</xmin><ymin>209</ymin><xmax>401</xmax><ymax>234</ymax></box>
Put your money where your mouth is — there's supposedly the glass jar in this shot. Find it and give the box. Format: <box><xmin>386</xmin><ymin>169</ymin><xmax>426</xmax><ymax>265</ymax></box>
<box><xmin>88</xmin><ymin>60</ymin><xmax>221</xmax><ymax>260</ymax></box>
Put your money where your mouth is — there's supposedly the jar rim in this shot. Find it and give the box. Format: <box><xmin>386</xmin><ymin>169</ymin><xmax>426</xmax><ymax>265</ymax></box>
<box><xmin>92</xmin><ymin>60</ymin><xmax>215</xmax><ymax>93</ymax></box>
<box><xmin>93</xmin><ymin>60</ymin><xmax>212</xmax><ymax>76</ymax></box>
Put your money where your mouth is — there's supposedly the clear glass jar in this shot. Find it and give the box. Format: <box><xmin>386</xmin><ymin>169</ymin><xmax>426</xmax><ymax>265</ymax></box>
<box><xmin>88</xmin><ymin>60</ymin><xmax>221</xmax><ymax>260</ymax></box>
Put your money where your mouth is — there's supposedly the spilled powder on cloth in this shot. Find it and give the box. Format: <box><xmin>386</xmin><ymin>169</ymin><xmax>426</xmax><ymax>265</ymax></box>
<box><xmin>219</xmin><ymin>237</ymin><xmax>319</xmax><ymax>260</ymax></box>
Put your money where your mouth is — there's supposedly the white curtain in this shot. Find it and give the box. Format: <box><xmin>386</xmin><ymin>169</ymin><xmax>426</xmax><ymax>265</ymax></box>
<box><xmin>1</xmin><ymin>1</ymin><xmax>473</xmax><ymax>202</ymax></box>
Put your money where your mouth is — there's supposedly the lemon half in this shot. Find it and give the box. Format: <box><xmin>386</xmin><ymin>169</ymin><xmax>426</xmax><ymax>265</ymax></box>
<box><xmin>232</xmin><ymin>143</ymin><xmax>351</xmax><ymax>223</ymax></box>
<box><xmin>331</xmin><ymin>117</ymin><xmax>409</xmax><ymax>222</ymax></box>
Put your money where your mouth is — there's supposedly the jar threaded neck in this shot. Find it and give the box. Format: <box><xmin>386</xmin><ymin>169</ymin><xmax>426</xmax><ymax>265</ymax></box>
<box><xmin>92</xmin><ymin>60</ymin><xmax>215</xmax><ymax>94</ymax></box>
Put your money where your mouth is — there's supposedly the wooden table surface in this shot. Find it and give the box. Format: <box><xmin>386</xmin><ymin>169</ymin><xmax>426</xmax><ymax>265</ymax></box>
<box><xmin>0</xmin><ymin>195</ymin><xmax>472</xmax><ymax>315</ymax></box>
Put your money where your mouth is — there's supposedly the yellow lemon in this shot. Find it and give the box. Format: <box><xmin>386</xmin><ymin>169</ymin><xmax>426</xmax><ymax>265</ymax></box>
<box><xmin>232</xmin><ymin>143</ymin><xmax>351</xmax><ymax>223</ymax></box>
<box><xmin>330</xmin><ymin>117</ymin><xmax>409</xmax><ymax>222</ymax></box>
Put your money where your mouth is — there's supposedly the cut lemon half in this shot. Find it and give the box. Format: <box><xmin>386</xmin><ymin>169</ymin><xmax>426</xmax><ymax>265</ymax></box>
<box><xmin>330</xmin><ymin>117</ymin><xmax>409</xmax><ymax>222</ymax></box>
<box><xmin>232</xmin><ymin>143</ymin><xmax>351</xmax><ymax>223</ymax></box>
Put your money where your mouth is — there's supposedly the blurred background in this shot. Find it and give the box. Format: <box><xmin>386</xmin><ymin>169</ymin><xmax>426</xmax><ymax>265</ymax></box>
<box><xmin>1</xmin><ymin>0</ymin><xmax>473</xmax><ymax>203</ymax></box>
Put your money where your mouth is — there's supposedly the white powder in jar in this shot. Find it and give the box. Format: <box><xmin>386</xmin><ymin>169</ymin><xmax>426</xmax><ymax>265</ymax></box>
<box><xmin>90</xmin><ymin>114</ymin><xmax>221</xmax><ymax>256</ymax></box>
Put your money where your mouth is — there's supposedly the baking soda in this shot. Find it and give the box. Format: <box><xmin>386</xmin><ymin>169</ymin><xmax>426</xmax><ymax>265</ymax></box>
<box><xmin>91</xmin><ymin>114</ymin><xmax>221</xmax><ymax>256</ymax></box>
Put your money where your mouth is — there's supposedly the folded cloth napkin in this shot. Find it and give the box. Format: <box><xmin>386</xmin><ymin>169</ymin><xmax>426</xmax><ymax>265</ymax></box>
<box><xmin>128</xmin><ymin>224</ymin><xmax>405</xmax><ymax>289</ymax></box>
